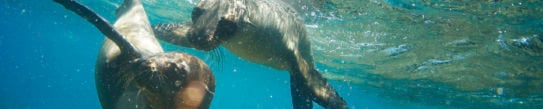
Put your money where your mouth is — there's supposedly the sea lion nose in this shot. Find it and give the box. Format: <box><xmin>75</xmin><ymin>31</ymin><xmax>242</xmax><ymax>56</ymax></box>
<box><xmin>175</xmin><ymin>81</ymin><xmax>208</xmax><ymax>109</ymax></box>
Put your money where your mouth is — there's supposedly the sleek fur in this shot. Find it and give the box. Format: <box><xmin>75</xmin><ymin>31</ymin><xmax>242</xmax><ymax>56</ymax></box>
<box><xmin>153</xmin><ymin>0</ymin><xmax>347</xmax><ymax>108</ymax></box>
<box><xmin>55</xmin><ymin>0</ymin><xmax>215</xmax><ymax>109</ymax></box>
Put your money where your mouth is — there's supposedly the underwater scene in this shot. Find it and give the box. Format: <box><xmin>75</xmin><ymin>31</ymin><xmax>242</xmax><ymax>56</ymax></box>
<box><xmin>1</xmin><ymin>0</ymin><xmax>542</xmax><ymax>109</ymax></box>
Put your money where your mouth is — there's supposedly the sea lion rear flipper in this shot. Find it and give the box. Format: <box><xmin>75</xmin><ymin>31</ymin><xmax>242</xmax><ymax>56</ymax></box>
<box><xmin>308</xmin><ymin>69</ymin><xmax>347</xmax><ymax>109</ymax></box>
<box><xmin>53</xmin><ymin>0</ymin><xmax>139</xmax><ymax>57</ymax></box>
<box><xmin>290</xmin><ymin>55</ymin><xmax>347</xmax><ymax>109</ymax></box>
<box><xmin>290</xmin><ymin>74</ymin><xmax>313</xmax><ymax>109</ymax></box>
<box><xmin>291</xmin><ymin>69</ymin><xmax>348</xmax><ymax>109</ymax></box>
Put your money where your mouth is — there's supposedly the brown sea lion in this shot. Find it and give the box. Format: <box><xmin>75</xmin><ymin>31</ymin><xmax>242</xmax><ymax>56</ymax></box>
<box><xmin>153</xmin><ymin>0</ymin><xmax>347</xmax><ymax>108</ymax></box>
<box><xmin>54</xmin><ymin>0</ymin><xmax>215</xmax><ymax>108</ymax></box>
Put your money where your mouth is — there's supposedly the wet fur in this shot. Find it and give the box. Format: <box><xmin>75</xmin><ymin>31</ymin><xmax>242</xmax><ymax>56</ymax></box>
<box><xmin>153</xmin><ymin>0</ymin><xmax>347</xmax><ymax>108</ymax></box>
<box><xmin>54</xmin><ymin>0</ymin><xmax>215</xmax><ymax>109</ymax></box>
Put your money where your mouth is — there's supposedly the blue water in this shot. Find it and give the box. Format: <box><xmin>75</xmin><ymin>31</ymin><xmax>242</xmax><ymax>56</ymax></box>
<box><xmin>2</xmin><ymin>0</ymin><xmax>541</xmax><ymax>109</ymax></box>
<box><xmin>0</xmin><ymin>0</ymin><xmax>378</xmax><ymax>108</ymax></box>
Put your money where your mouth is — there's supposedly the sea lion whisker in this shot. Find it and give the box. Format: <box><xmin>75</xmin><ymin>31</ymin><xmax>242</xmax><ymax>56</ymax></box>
<box><xmin>57</xmin><ymin>0</ymin><xmax>215</xmax><ymax>108</ymax></box>
<box><xmin>210</xmin><ymin>47</ymin><xmax>225</xmax><ymax>71</ymax></box>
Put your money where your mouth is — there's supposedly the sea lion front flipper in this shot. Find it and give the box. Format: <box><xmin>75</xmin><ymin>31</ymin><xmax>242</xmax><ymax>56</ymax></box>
<box><xmin>53</xmin><ymin>0</ymin><xmax>139</xmax><ymax>57</ymax></box>
<box><xmin>153</xmin><ymin>23</ymin><xmax>194</xmax><ymax>48</ymax></box>
<box><xmin>153</xmin><ymin>18</ymin><xmax>238</xmax><ymax>51</ymax></box>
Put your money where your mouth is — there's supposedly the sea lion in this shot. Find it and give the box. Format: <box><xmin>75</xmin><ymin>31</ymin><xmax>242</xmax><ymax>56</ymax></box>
<box><xmin>54</xmin><ymin>0</ymin><xmax>215</xmax><ymax>109</ymax></box>
<box><xmin>153</xmin><ymin>0</ymin><xmax>347</xmax><ymax>108</ymax></box>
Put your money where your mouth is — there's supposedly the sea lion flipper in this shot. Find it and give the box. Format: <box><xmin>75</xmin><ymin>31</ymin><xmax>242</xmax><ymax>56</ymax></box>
<box><xmin>53</xmin><ymin>0</ymin><xmax>139</xmax><ymax>57</ymax></box>
<box><xmin>290</xmin><ymin>74</ymin><xmax>313</xmax><ymax>109</ymax></box>
<box><xmin>291</xmin><ymin>69</ymin><xmax>348</xmax><ymax>109</ymax></box>
<box><xmin>307</xmin><ymin>69</ymin><xmax>348</xmax><ymax>109</ymax></box>
<box><xmin>290</xmin><ymin>55</ymin><xmax>347</xmax><ymax>109</ymax></box>
<box><xmin>153</xmin><ymin>20</ymin><xmax>234</xmax><ymax>51</ymax></box>
<box><xmin>153</xmin><ymin>23</ymin><xmax>194</xmax><ymax>48</ymax></box>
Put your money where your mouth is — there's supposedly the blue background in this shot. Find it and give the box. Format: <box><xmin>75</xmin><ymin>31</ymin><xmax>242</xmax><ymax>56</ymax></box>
<box><xmin>0</xmin><ymin>0</ymin><xmax>485</xmax><ymax>109</ymax></box>
<box><xmin>0</xmin><ymin>0</ymin><xmax>400</xmax><ymax>108</ymax></box>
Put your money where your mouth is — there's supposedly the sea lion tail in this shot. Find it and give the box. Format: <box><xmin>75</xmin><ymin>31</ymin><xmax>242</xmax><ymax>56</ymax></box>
<box><xmin>53</xmin><ymin>0</ymin><xmax>139</xmax><ymax>57</ymax></box>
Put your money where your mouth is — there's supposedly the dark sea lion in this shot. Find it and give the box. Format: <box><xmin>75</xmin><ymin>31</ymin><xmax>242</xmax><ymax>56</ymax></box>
<box><xmin>54</xmin><ymin>0</ymin><xmax>215</xmax><ymax>109</ymax></box>
<box><xmin>153</xmin><ymin>0</ymin><xmax>347</xmax><ymax>108</ymax></box>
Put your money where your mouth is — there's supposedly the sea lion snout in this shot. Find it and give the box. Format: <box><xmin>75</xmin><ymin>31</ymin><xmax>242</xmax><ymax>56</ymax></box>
<box><xmin>134</xmin><ymin>53</ymin><xmax>213</xmax><ymax>89</ymax></box>
<box><xmin>126</xmin><ymin>53</ymin><xmax>214</xmax><ymax>109</ymax></box>
<box><xmin>186</xmin><ymin>17</ymin><xmax>237</xmax><ymax>51</ymax></box>
<box><xmin>175</xmin><ymin>81</ymin><xmax>209</xmax><ymax>108</ymax></box>
<box><xmin>134</xmin><ymin>54</ymin><xmax>187</xmax><ymax>88</ymax></box>
<box><xmin>188</xmin><ymin>29</ymin><xmax>220</xmax><ymax>51</ymax></box>
<box><xmin>215</xmin><ymin>17</ymin><xmax>237</xmax><ymax>40</ymax></box>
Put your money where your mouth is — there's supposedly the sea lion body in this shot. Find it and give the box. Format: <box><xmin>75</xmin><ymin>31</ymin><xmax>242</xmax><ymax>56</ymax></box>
<box><xmin>154</xmin><ymin>0</ymin><xmax>346</xmax><ymax>108</ymax></box>
<box><xmin>88</xmin><ymin>0</ymin><xmax>215</xmax><ymax>108</ymax></box>
<box><xmin>94</xmin><ymin>0</ymin><xmax>162</xmax><ymax>108</ymax></box>
<box><xmin>188</xmin><ymin>0</ymin><xmax>312</xmax><ymax>70</ymax></box>
<box><xmin>220</xmin><ymin>0</ymin><xmax>311</xmax><ymax>70</ymax></box>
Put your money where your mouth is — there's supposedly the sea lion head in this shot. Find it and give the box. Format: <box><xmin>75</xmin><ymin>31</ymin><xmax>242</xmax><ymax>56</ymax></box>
<box><xmin>187</xmin><ymin>0</ymin><xmax>238</xmax><ymax>51</ymax></box>
<box><xmin>124</xmin><ymin>53</ymin><xmax>215</xmax><ymax>109</ymax></box>
<box><xmin>54</xmin><ymin>0</ymin><xmax>217</xmax><ymax>108</ymax></box>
